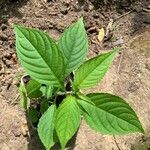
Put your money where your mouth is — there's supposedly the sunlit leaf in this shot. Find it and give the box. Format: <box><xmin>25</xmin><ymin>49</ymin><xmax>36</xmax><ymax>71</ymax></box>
<box><xmin>78</xmin><ymin>93</ymin><xmax>144</xmax><ymax>135</ymax></box>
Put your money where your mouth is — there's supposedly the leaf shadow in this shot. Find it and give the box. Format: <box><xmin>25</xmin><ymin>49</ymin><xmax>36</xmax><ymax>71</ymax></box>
<box><xmin>131</xmin><ymin>129</ymin><xmax>150</xmax><ymax>150</ymax></box>
<box><xmin>26</xmin><ymin>113</ymin><xmax>77</xmax><ymax>150</ymax></box>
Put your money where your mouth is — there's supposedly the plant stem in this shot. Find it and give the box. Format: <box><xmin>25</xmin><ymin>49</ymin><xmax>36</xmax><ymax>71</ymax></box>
<box><xmin>56</xmin><ymin>91</ymin><xmax>74</xmax><ymax>95</ymax></box>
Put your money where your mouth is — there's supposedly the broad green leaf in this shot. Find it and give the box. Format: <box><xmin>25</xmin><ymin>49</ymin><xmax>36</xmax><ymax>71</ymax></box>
<box><xmin>78</xmin><ymin>93</ymin><xmax>144</xmax><ymax>135</ymax></box>
<box><xmin>38</xmin><ymin>104</ymin><xmax>56</xmax><ymax>150</ymax></box>
<box><xmin>73</xmin><ymin>50</ymin><xmax>117</xmax><ymax>91</ymax></box>
<box><xmin>26</xmin><ymin>79</ymin><xmax>42</xmax><ymax>98</ymax></box>
<box><xmin>58</xmin><ymin>18</ymin><xmax>88</xmax><ymax>75</ymax></box>
<box><xmin>55</xmin><ymin>96</ymin><xmax>81</xmax><ymax>149</ymax></box>
<box><xmin>14</xmin><ymin>25</ymin><xmax>64</xmax><ymax>88</ymax></box>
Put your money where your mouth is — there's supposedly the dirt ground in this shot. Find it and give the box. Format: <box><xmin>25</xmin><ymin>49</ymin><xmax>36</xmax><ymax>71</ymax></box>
<box><xmin>0</xmin><ymin>0</ymin><xmax>150</xmax><ymax>150</ymax></box>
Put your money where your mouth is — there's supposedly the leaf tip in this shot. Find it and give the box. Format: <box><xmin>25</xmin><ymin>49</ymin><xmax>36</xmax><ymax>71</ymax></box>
<box><xmin>139</xmin><ymin>126</ymin><xmax>145</xmax><ymax>134</ymax></box>
<box><xmin>77</xmin><ymin>17</ymin><xmax>84</xmax><ymax>25</ymax></box>
<box><xmin>13</xmin><ymin>24</ymin><xmax>21</xmax><ymax>29</ymax></box>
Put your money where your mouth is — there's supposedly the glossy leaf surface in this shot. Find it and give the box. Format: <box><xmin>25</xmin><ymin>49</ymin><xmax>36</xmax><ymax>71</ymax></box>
<box><xmin>55</xmin><ymin>96</ymin><xmax>81</xmax><ymax>149</ymax></box>
<box><xmin>78</xmin><ymin>93</ymin><xmax>144</xmax><ymax>134</ymax></box>
<box><xmin>15</xmin><ymin>25</ymin><xmax>64</xmax><ymax>88</ymax></box>
<box><xmin>38</xmin><ymin>105</ymin><xmax>56</xmax><ymax>150</ymax></box>
<box><xmin>58</xmin><ymin>18</ymin><xmax>88</xmax><ymax>75</ymax></box>
<box><xmin>73</xmin><ymin>50</ymin><xmax>117</xmax><ymax>90</ymax></box>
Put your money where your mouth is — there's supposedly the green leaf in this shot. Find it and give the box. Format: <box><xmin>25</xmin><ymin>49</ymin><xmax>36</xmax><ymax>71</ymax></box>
<box><xmin>40</xmin><ymin>99</ymin><xmax>49</xmax><ymax>114</ymax></box>
<box><xmin>28</xmin><ymin>107</ymin><xmax>39</xmax><ymax>123</ymax></box>
<box><xmin>55</xmin><ymin>96</ymin><xmax>81</xmax><ymax>149</ymax></box>
<box><xmin>38</xmin><ymin>104</ymin><xmax>56</xmax><ymax>150</ymax></box>
<box><xmin>14</xmin><ymin>25</ymin><xmax>64</xmax><ymax>88</ymax></box>
<box><xmin>58</xmin><ymin>18</ymin><xmax>88</xmax><ymax>75</ymax></box>
<box><xmin>76</xmin><ymin>92</ymin><xmax>95</xmax><ymax>105</ymax></box>
<box><xmin>73</xmin><ymin>50</ymin><xmax>117</xmax><ymax>91</ymax></box>
<box><xmin>78</xmin><ymin>93</ymin><xmax>144</xmax><ymax>135</ymax></box>
<box><xmin>26</xmin><ymin>79</ymin><xmax>42</xmax><ymax>98</ymax></box>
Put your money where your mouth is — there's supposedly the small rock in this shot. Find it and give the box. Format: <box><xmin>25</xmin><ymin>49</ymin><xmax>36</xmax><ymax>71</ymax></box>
<box><xmin>89</xmin><ymin>3</ymin><xmax>94</xmax><ymax>10</ymax></box>
<box><xmin>119</xmin><ymin>0</ymin><xmax>131</xmax><ymax>7</ymax></box>
<box><xmin>62</xmin><ymin>0</ymin><xmax>71</xmax><ymax>7</ymax></box>
<box><xmin>113</xmin><ymin>37</ymin><xmax>124</xmax><ymax>46</ymax></box>
<box><xmin>12</xmin><ymin>126</ymin><xmax>21</xmax><ymax>137</ymax></box>
<box><xmin>21</xmin><ymin>123</ymin><xmax>29</xmax><ymax>136</ymax></box>
<box><xmin>3</xmin><ymin>59</ymin><xmax>12</xmax><ymax>68</ymax></box>
<box><xmin>60</xmin><ymin>8</ymin><xmax>68</xmax><ymax>15</ymax></box>
<box><xmin>0</xmin><ymin>32</ymin><xmax>8</xmax><ymax>41</ymax></box>
<box><xmin>128</xmin><ymin>82</ymin><xmax>139</xmax><ymax>92</ymax></box>
<box><xmin>22</xmin><ymin>17</ymin><xmax>26</xmax><ymax>23</ymax></box>
<box><xmin>43</xmin><ymin>0</ymin><xmax>55</xmax><ymax>2</ymax></box>
<box><xmin>3</xmin><ymin>51</ymin><xmax>12</xmax><ymax>59</ymax></box>
<box><xmin>0</xmin><ymin>18</ymin><xmax>8</xmax><ymax>24</ymax></box>
<box><xmin>145</xmin><ymin>62</ymin><xmax>150</xmax><ymax>71</ymax></box>
<box><xmin>134</xmin><ymin>5</ymin><xmax>143</xmax><ymax>12</ymax></box>
<box><xmin>1</xmin><ymin>24</ymin><xmax>7</xmax><ymax>31</ymax></box>
<box><xmin>93</xmin><ymin>13</ymin><xmax>99</xmax><ymax>19</ymax></box>
<box><xmin>11</xmin><ymin>53</ymin><xmax>17</xmax><ymax>64</ymax></box>
<box><xmin>13</xmin><ymin>78</ymin><xmax>20</xmax><ymax>86</ymax></box>
<box><xmin>7</xmin><ymin>78</ymin><xmax>13</xmax><ymax>85</ymax></box>
<box><xmin>83</xmin><ymin>3</ymin><xmax>90</xmax><ymax>12</ymax></box>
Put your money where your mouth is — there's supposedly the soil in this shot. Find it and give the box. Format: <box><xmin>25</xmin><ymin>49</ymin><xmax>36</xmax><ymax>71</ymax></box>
<box><xmin>0</xmin><ymin>0</ymin><xmax>150</xmax><ymax>150</ymax></box>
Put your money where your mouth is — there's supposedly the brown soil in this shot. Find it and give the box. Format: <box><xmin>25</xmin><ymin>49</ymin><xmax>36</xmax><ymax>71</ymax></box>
<box><xmin>0</xmin><ymin>0</ymin><xmax>150</xmax><ymax>150</ymax></box>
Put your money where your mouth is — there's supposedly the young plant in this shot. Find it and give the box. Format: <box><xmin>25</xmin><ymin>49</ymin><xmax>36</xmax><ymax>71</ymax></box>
<box><xmin>14</xmin><ymin>18</ymin><xmax>144</xmax><ymax>150</ymax></box>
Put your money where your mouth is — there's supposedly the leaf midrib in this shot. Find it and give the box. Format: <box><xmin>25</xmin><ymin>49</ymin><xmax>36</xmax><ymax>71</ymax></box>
<box><xmin>58</xmin><ymin>100</ymin><xmax>75</xmax><ymax>148</ymax></box>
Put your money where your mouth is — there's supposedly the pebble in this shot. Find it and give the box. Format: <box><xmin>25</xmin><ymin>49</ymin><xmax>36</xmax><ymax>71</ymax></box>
<box><xmin>3</xmin><ymin>51</ymin><xmax>12</xmax><ymax>59</ymax></box>
<box><xmin>21</xmin><ymin>123</ymin><xmax>29</xmax><ymax>136</ymax></box>
<box><xmin>93</xmin><ymin>13</ymin><xmax>99</xmax><ymax>19</ymax></box>
<box><xmin>1</xmin><ymin>24</ymin><xmax>7</xmax><ymax>31</ymax></box>
<box><xmin>60</xmin><ymin>8</ymin><xmax>68</xmax><ymax>15</ymax></box>
<box><xmin>128</xmin><ymin>81</ymin><xmax>140</xmax><ymax>93</ymax></box>
<box><xmin>113</xmin><ymin>37</ymin><xmax>124</xmax><ymax>46</ymax></box>
<box><xmin>44</xmin><ymin>0</ymin><xmax>53</xmax><ymax>2</ymax></box>
<box><xmin>13</xmin><ymin>129</ymin><xmax>21</xmax><ymax>137</ymax></box>
<box><xmin>62</xmin><ymin>0</ymin><xmax>71</xmax><ymax>6</ymax></box>
<box><xmin>145</xmin><ymin>62</ymin><xmax>150</xmax><ymax>71</ymax></box>
<box><xmin>7</xmin><ymin>78</ymin><xmax>13</xmax><ymax>85</ymax></box>
<box><xmin>0</xmin><ymin>32</ymin><xmax>8</xmax><ymax>41</ymax></box>
<box><xmin>89</xmin><ymin>3</ymin><xmax>94</xmax><ymax>10</ymax></box>
<box><xmin>0</xmin><ymin>18</ymin><xmax>8</xmax><ymax>24</ymax></box>
<box><xmin>13</xmin><ymin>78</ymin><xmax>20</xmax><ymax>86</ymax></box>
<box><xmin>3</xmin><ymin>59</ymin><xmax>13</xmax><ymax>68</ymax></box>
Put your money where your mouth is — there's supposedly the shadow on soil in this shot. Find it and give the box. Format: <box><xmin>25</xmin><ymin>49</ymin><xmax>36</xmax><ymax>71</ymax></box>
<box><xmin>131</xmin><ymin>129</ymin><xmax>150</xmax><ymax>150</ymax></box>
<box><xmin>0</xmin><ymin>0</ymin><xmax>28</xmax><ymax>19</ymax></box>
<box><xmin>26</xmin><ymin>113</ymin><xmax>77</xmax><ymax>150</ymax></box>
<box><xmin>126</xmin><ymin>0</ymin><xmax>150</xmax><ymax>35</ymax></box>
